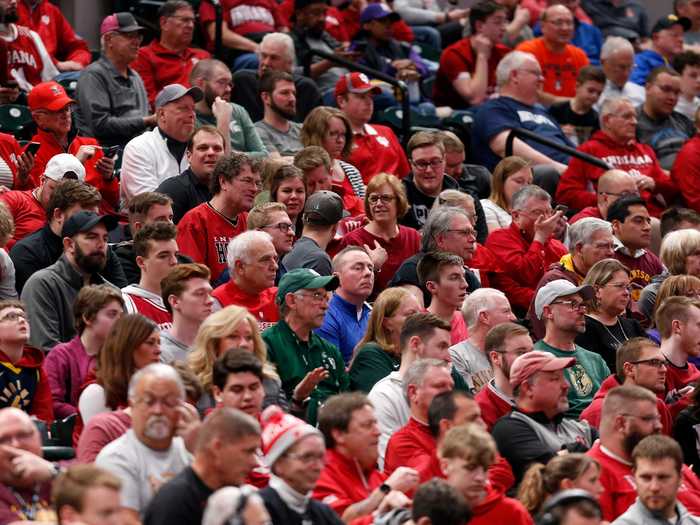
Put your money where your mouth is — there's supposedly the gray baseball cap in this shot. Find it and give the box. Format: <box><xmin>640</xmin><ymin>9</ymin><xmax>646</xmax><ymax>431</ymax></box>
<box><xmin>534</xmin><ymin>279</ymin><xmax>595</xmax><ymax>320</ymax></box>
<box><xmin>154</xmin><ymin>83</ymin><xmax>203</xmax><ymax>110</ymax></box>
<box><xmin>303</xmin><ymin>190</ymin><xmax>344</xmax><ymax>226</ymax></box>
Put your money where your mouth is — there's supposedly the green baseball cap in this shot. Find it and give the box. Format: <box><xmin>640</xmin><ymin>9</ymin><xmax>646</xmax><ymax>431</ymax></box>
<box><xmin>276</xmin><ymin>268</ymin><xmax>340</xmax><ymax>304</ymax></box>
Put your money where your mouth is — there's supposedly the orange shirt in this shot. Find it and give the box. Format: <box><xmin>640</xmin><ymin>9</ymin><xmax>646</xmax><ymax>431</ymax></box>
<box><xmin>516</xmin><ymin>37</ymin><xmax>588</xmax><ymax>97</ymax></box>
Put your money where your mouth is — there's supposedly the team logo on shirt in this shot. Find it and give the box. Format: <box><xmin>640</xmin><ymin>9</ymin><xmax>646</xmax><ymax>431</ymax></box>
<box><xmin>214</xmin><ymin>236</ymin><xmax>229</xmax><ymax>264</ymax></box>
<box><xmin>41</xmin><ymin>15</ymin><xmax>50</xmax><ymax>25</ymax></box>
<box><xmin>8</xmin><ymin>49</ymin><xmax>37</xmax><ymax>69</ymax></box>
<box><xmin>376</xmin><ymin>136</ymin><xmax>389</xmax><ymax>147</ymax></box>
<box><xmin>567</xmin><ymin>364</ymin><xmax>594</xmax><ymax>396</ymax></box>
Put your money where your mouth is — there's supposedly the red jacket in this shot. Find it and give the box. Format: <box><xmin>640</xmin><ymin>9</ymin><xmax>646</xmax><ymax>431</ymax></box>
<box><xmin>672</xmin><ymin>134</ymin><xmax>700</xmax><ymax>213</ymax></box>
<box><xmin>17</xmin><ymin>0</ymin><xmax>91</xmax><ymax>66</ymax></box>
<box><xmin>556</xmin><ymin>131</ymin><xmax>677</xmax><ymax>218</ymax></box>
<box><xmin>484</xmin><ymin>222</ymin><xmax>567</xmax><ymax>311</ymax></box>
<box><xmin>211</xmin><ymin>279</ymin><xmax>279</xmax><ymax>330</ymax></box>
<box><xmin>0</xmin><ymin>345</ymin><xmax>53</xmax><ymax>422</ymax></box>
<box><xmin>27</xmin><ymin>128</ymin><xmax>120</xmax><ymax>208</ymax></box>
<box><xmin>579</xmin><ymin>375</ymin><xmax>673</xmax><ymax>435</ymax></box>
<box><xmin>0</xmin><ymin>133</ymin><xmax>22</xmax><ymax>189</ymax></box>
<box><xmin>313</xmin><ymin>448</ymin><xmax>387</xmax><ymax>517</ymax></box>
<box><xmin>131</xmin><ymin>41</ymin><xmax>210</xmax><ymax>107</ymax></box>
<box><xmin>347</xmin><ymin>124</ymin><xmax>410</xmax><ymax>184</ymax></box>
<box><xmin>469</xmin><ymin>486</ymin><xmax>533</xmax><ymax>525</ymax></box>
<box><xmin>0</xmin><ymin>189</ymin><xmax>44</xmax><ymax>249</ymax></box>
<box><xmin>475</xmin><ymin>380</ymin><xmax>514</xmax><ymax>431</ymax></box>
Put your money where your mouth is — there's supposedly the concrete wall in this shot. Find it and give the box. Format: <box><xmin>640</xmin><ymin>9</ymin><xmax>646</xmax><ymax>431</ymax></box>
<box><xmin>59</xmin><ymin>0</ymin><xmax>113</xmax><ymax>50</ymax></box>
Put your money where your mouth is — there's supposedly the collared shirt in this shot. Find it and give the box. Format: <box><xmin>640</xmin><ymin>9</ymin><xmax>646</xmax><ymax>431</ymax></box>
<box><xmin>75</xmin><ymin>56</ymin><xmax>150</xmax><ymax>147</ymax></box>
<box><xmin>594</xmin><ymin>79</ymin><xmax>645</xmax><ymax>111</ymax></box>
<box><xmin>315</xmin><ymin>293</ymin><xmax>371</xmax><ymax>364</ymax></box>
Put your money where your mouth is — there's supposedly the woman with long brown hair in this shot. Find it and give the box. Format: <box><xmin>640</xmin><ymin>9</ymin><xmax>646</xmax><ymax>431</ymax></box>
<box><xmin>480</xmin><ymin>156</ymin><xmax>532</xmax><ymax>233</ymax></box>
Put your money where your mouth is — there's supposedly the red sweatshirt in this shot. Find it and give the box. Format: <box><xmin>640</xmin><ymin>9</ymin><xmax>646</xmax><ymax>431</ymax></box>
<box><xmin>0</xmin><ymin>346</ymin><xmax>53</xmax><ymax>422</ymax></box>
<box><xmin>475</xmin><ymin>380</ymin><xmax>514</xmax><ymax>432</ymax></box>
<box><xmin>469</xmin><ymin>486</ymin><xmax>533</xmax><ymax>525</ymax></box>
<box><xmin>672</xmin><ymin>134</ymin><xmax>700</xmax><ymax>214</ymax></box>
<box><xmin>211</xmin><ymin>279</ymin><xmax>279</xmax><ymax>331</ymax></box>
<box><xmin>346</xmin><ymin>125</ymin><xmax>410</xmax><ymax>184</ymax></box>
<box><xmin>579</xmin><ymin>375</ymin><xmax>672</xmax><ymax>435</ymax></box>
<box><xmin>556</xmin><ymin>131</ymin><xmax>677</xmax><ymax>218</ymax></box>
<box><xmin>664</xmin><ymin>359</ymin><xmax>700</xmax><ymax>419</ymax></box>
<box><xmin>17</xmin><ymin>0</ymin><xmax>91</xmax><ymax>66</ymax></box>
<box><xmin>484</xmin><ymin>222</ymin><xmax>567</xmax><ymax>311</ymax></box>
<box><xmin>0</xmin><ymin>189</ymin><xmax>44</xmax><ymax>249</ymax></box>
<box><xmin>131</xmin><ymin>41</ymin><xmax>210</xmax><ymax>107</ymax></box>
<box><xmin>27</xmin><ymin>128</ymin><xmax>120</xmax><ymax>208</ymax></box>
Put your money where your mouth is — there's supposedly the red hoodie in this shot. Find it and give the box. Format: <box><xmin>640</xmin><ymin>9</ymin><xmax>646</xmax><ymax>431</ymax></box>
<box><xmin>0</xmin><ymin>346</ymin><xmax>53</xmax><ymax>422</ymax></box>
<box><xmin>579</xmin><ymin>375</ymin><xmax>672</xmax><ymax>435</ymax></box>
<box><xmin>469</xmin><ymin>486</ymin><xmax>533</xmax><ymax>525</ymax></box>
<box><xmin>556</xmin><ymin>131</ymin><xmax>677</xmax><ymax>218</ymax></box>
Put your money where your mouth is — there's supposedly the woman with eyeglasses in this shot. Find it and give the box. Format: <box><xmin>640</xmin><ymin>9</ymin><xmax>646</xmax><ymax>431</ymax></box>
<box><xmin>264</xmin><ymin>162</ymin><xmax>306</xmax><ymax>236</ymax></box>
<box><xmin>300</xmin><ymin>107</ymin><xmax>366</xmax><ymax>213</ymax></box>
<box><xmin>349</xmin><ymin>287</ymin><xmax>423</xmax><ymax>392</ymax></box>
<box><xmin>480</xmin><ymin>156</ymin><xmax>533</xmax><ymax>233</ymax></box>
<box><xmin>576</xmin><ymin>258</ymin><xmax>647</xmax><ymax>372</ymax></box>
<box><xmin>339</xmin><ymin>173</ymin><xmax>420</xmax><ymax>295</ymax></box>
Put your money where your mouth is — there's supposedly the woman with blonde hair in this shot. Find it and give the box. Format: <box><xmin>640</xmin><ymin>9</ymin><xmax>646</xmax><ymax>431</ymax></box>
<box><xmin>576</xmin><ymin>258</ymin><xmax>646</xmax><ymax>372</ymax></box>
<box><xmin>339</xmin><ymin>173</ymin><xmax>420</xmax><ymax>295</ymax></box>
<box><xmin>480</xmin><ymin>156</ymin><xmax>532</xmax><ymax>233</ymax></box>
<box><xmin>518</xmin><ymin>454</ymin><xmax>603</xmax><ymax>515</ymax></box>
<box><xmin>301</xmin><ymin>107</ymin><xmax>365</xmax><ymax>210</ymax></box>
<box><xmin>188</xmin><ymin>305</ymin><xmax>285</xmax><ymax>413</ymax></box>
<box><xmin>349</xmin><ymin>287</ymin><xmax>422</xmax><ymax>392</ymax></box>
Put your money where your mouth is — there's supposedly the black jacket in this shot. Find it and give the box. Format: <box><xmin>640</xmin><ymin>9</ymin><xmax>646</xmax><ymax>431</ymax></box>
<box><xmin>259</xmin><ymin>486</ymin><xmax>344</xmax><ymax>525</ymax></box>
<box><xmin>156</xmin><ymin>168</ymin><xmax>212</xmax><ymax>224</ymax></box>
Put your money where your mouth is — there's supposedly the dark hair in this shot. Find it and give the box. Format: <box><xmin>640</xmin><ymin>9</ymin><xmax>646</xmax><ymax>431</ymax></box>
<box><xmin>399</xmin><ymin>312</ymin><xmax>451</xmax><ymax>351</ymax></box>
<box><xmin>73</xmin><ymin>284</ymin><xmax>124</xmax><ymax>335</ymax></box>
<box><xmin>187</xmin><ymin>125</ymin><xmax>225</xmax><ymax>152</ymax></box>
<box><xmin>258</xmin><ymin>69</ymin><xmax>294</xmax><ymax>96</ymax></box>
<box><xmin>210</xmin><ymin>153</ymin><xmax>254</xmax><ymax>195</ymax></box>
<box><xmin>660</xmin><ymin>207</ymin><xmax>700</xmax><ymax>238</ymax></box>
<box><xmin>469</xmin><ymin>0</ymin><xmax>505</xmax><ymax>33</ymax></box>
<box><xmin>47</xmin><ymin>180</ymin><xmax>101</xmax><ymax>215</ymax></box>
<box><xmin>161</xmin><ymin>263</ymin><xmax>211</xmax><ymax>314</ymax></box>
<box><xmin>484</xmin><ymin>322</ymin><xmax>530</xmax><ymax>365</ymax></box>
<box><xmin>427</xmin><ymin>390</ymin><xmax>473</xmax><ymax>437</ymax></box>
<box><xmin>646</xmin><ymin>66</ymin><xmax>680</xmax><ymax>87</ymax></box>
<box><xmin>318</xmin><ymin>392</ymin><xmax>372</xmax><ymax>449</ymax></box>
<box><xmin>412</xmin><ymin>479</ymin><xmax>471</xmax><ymax>525</ymax></box>
<box><xmin>212</xmin><ymin>348</ymin><xmax>264</xmax><ymax>390</ymax></box>
<box><xmin>417</xmin><ymin>251</ymin><xmax>464</xmax><ymax>287</ymax></box>
<box><xmin>133</xmin><ymin>221</ymin><xmax>177</xmax><ymax>258</ymax></box>
<box><xmin>158</xmin><ymin>0</ymin><xmax>192</xmax><ymax>18</ymax></box>
<box><xmin>615</xmin><ymin>337</ymin><xmax>660</xmax><ymax>383</ymax></box>
<box><xmin>673</xmin><ymin>50</ymin><xmax>700</xmax><ymax>75</ymax></box>
<box><xmin>576</xmin><ymin>65</ymin><xmax>605</xmax><ymax>85</ymax></box>
<box><xmin>127</xmin><ymin>192</ymin><xmax>173</xmax><ymax>222</ymax></box>
<box><xmin>632</xmin><ymin>434</ymin><xmax>683</xmax><ymax>473</ymax></box>
<box><xmin>605</xmin><ymin>195</ymin><xmax>647</xmax><ymax>223</ymax></box>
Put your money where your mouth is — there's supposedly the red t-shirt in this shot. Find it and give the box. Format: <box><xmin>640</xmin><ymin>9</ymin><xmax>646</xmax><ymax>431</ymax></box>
<box><xmin>0</xmin><ymin>189</ymin><xmax>44</xmax><ymax>249</ymax></box>
<box><xmin>475</xmin><ymin>381</ymin><xmax>514</xmax><ymax>431</ymax></box>
<box><xmin>339</xmin><ymin>224</ymin><xmax>421</xmax><ymax>295</ymax></box>
<box><xmin>176</xmin><ymin>203</ymin><xmax>248</xmax><ymax>283</ymax></box>
<box><xmin>346</xmin><ymin>124</ymin><xmax>410</xmax><ymax>184</ymax></box>
<box><xmin>199</xmin><ymin>0</ymin><xmax>285</xmax><ymax>46</ymax></box>
<box><xmin>665</xmin><ymin>359</ymin><xmax>700</xmax><ymax>418</ymax></box>
<box><xmin>5</xmin><ymin>25</ymin><xmax>54</xmax><ymax>87</ymax></box>
<box><xmin>515</xmin><ymin>38</ymin><xmax>589</xmax><ymax>97</ymax></box>
<box><xmin>434</xmin><ymin>39</ymin><xmax>510</xmax><ymax>108</ymax></box>
<box><xmin>131</xmin><ymin>41</ymin><xmax>211</xmax><ymax>107</ymax></box>
<box><xmin>212</xmin><ymin>279</ymin><xmax>279</xmax><ymax>331</ymax></box>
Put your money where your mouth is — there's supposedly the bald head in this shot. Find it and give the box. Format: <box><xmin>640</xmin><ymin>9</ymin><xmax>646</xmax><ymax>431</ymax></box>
<box><xmin>597</xmin><ymin>170</ymin><xmax>638</xmax><ymax>217</ymax></box>
<box><xmin>543</xmin><ymin>4</ymin><xmax>572</xmax><ymax>19</ymax></box>
<box><xmin>0</xmin><ymin>408</ymin><xmax>43</xmax><ymax>487</ymax></box>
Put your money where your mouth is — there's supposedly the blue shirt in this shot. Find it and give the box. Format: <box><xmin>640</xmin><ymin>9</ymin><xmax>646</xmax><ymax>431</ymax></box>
<box><xmin>315</xmin><ymin>293</ymin><xmax>371</xmax><ymax>364</ymax></box>
<box><xmin>471</xmin><ymin>96</ymin><xmax>573</xmax><ymax>171</ymax></box>
<box><xmin>533</xmin><ymin>21</ymin><xmax>603</xmax><ymax>65</ymax></box>
<box><xmin>630</xmin><ymin>49</ymin><xmax>666</xmax><ymax>86</ymax></box>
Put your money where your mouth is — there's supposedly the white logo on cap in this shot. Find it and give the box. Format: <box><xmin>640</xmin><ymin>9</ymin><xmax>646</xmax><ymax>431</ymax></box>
<box><xmin>359</xmin><ymin>73</ymin><xmax>370</xmax><ymax>84</ymax></box>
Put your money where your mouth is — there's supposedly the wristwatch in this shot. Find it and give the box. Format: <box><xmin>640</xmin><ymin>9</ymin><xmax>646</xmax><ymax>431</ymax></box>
<box><xmin>379</xmin><ymin>483</ymin><xmax>391</xmax><ymax>495</ymax></box>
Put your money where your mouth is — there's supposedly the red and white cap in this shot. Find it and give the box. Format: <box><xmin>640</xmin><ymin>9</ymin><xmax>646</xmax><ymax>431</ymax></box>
<box><xmin>334</xmin><ymin>72</ymin><xmax>382</xmax><ymax>98</ymax></box>
<box><xmin>509</xmin><ymin>350</ymin><xmax>576</xmax><ymax>389</ymax></box>
<box><xmin>260</xmin><ymin>405</ymin><xmax>322</xmax><ymax>467</ymax></box>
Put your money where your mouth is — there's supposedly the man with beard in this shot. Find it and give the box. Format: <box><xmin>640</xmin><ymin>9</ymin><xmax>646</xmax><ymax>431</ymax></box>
<box><xmin>316</xmin><ymin>247</ymin><xmax>373</xmax><ymax>364</ymax></box>
<box><xmin>0</xmin><ymin>0</ymin><xmax>57</xmax><ymax>95</ymax></box>
<box><xmin>120</xmin><ymin>83</ymin><xmax>203</xmax><ymax>205</ymax></box>
<box><xmin>533</xmin><ymin>279</ymin><xmax>610</xmax><ymax>418</ymax></box>
<box><xmin>189</xmin><ymin>59</ymin><xmax>267</xmax><ymax>159</ymax></box>
<box><xmin>21</xmin><ymin>210</ymin><xmax>119</xmax><ymax>350</ymax></box>
<box><xmin>96</xmin><ymin>363</ymin><xmax>191</xmax><ymax>522</ymax></box>
<box><xmin>177</xmin><ymin>153</ymin><xmax>259</xmax><ymax>284</ymax></box>
<box><xmin>491</xmin><ymin>350</ymin><xmax>596</xmax><ymax>487</ymax></box>
<box><xmin>588</xmin><ymin>385</ymin><xmax>700</xmax><ymax>521</ymax></box>
<box><xmin>254</xmin><ymin>70</ymin><xmax>303</xmax><ymax>157</ymax></box>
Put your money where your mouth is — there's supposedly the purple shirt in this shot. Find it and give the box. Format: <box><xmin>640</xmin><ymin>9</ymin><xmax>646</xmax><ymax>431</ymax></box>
<box><xmin>44</xmin><ymin>335</ymin><xmax>96</xmax><ymax>419</ymax></box>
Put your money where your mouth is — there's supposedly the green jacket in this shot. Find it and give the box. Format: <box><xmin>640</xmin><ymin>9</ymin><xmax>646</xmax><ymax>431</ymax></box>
<box><xmin>196</xmin><ymin>103</ymin><xmax>268</xmax><ymax>159</ymax></box>
<box><xmin>263</xmin><ymin>320</ymin><xmax>349</xmax><ymax>424</ymax></box>
<box><xmin>350</xmin><ymin>343</ymin><xmax>400</xmax><ymax>393</ymax></box>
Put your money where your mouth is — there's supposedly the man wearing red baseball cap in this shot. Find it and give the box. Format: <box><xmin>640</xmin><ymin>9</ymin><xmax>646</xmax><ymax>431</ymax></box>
<box><xmin>25</xmin><ymin>81</ymin><xmax>118</xmax><ymax>209</ymax></box>
<box><xmin>336</xmin><ymin>72</ymin><xmax>410</xmax><ymax>184</ymax></box>
<box><xmin>491</xmin><ymin>350</ymin><xmax>597</xmax><ymax>487</ymax></box>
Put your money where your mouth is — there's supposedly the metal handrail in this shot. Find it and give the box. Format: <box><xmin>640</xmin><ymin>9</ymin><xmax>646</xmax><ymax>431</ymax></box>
<box><xmin>505</xmin><ymin>128</ymin><xmax>612</xmax><ymax>170</ymax></box>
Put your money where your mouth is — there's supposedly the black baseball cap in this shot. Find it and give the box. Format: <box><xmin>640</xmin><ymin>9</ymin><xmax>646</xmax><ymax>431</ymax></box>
<box><xmin>303</xmin><ymin>190</ymin><xmax>344</xmax><ymax>226</ymax></box>
<box><xmin>62</xmin><ymin>211</ymin><xmax>119</xmax><ymax>239</ymax></box>
<box><xmin>651</xmin><ymin>14</ymin><xmax>691</xmax><ymax>34</ymax></box>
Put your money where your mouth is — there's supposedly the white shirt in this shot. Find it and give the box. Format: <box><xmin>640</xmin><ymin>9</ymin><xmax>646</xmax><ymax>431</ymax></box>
<box><xmin>595</xmin><ymin>79</ymin><xmax>646</xmax><ymax>111</ymax></box>
<box><xmin>367</xmin><ymin>371</ymin><xmax>409</xmax><ymax>469</ymax></box>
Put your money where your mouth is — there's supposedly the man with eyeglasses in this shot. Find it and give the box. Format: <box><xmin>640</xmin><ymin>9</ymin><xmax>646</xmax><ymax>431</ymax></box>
<box><xmin>581</xmin><ymin>338</ymin><xmax>672</xmax><ymax>434</ymax></box>
<box><xmin>596</xmin><ymin>36</ymin><xmax>646</xmax><ymax>110</ymax></box>
<box><xmin>607</xmin><ymin>196</ymin><xmax>664</xmax><ymax>299</ymax></box>
<box><xmin>120</xmin><ymin>83</ymin><xmax>203</xmax><ymax>205</ymax></box>
<box><xmin>533</xmin><ymin>279</ymin><xmax>610</xmax><ymax>418</ymax></box>
<box><xmin>212</xmin><ymin>231</ymin><xmax>280</xmax><ymax>329</ymax></box>
<box><xmin>258</xmin><ymin>406</ymin><xmax>343</xmax><ymax>524</ymax></box>
<box><xmin>631</xmin><ymin>15</ymin><xmax>689</xmax><ymax>87</ymax></box>
<box><xmin>262</xmin><ymin>268</ymin><xmax>349</xmax><ymax>425</ymax></box>
<box><xmin>492</xmin><ymin>349</ymin><xmax>596</xmax><ymax>487</ymax></box>
<box><xmin>96</xmin><ymin>364</ymin><xmax>193</xmax><ymax>522</ymax></box>
<box><xmin>516</xmin><ymin>5</ymin><xmax>589</xmax><ymax>101</ymax></box>
<box><xmin>568</xmin><ymin>170</ymin><xmax>638</xmax><ymax>223</ymax></box>
<box><xmin>557</xmin><ymin>97</ymin><xmax>676</xmax><ymax>217</ymax></box>
<box><xmin>246</xmin><ymin>202</ymin><xmax>294</xmax><ymax>285</ymax></box>
<box><xmin>401</xmin><ymin>131</ymin><xmax>462</xmax><ymax>231</ymax></box>
<box><xmin>177</xmin><ymin>153</ymin><xmax>259</xmax><ymax>283</ymax></box>
<box><xmin>144</xmin><ymin>406</ymin><xmax>262</xmax><ymax>525</ymax></box>
<box><xmin>637</xmin><ymin>66</ymin><xmax>695</xmax><ymax>170</ymax></box>
<box><xmin>132</xmin><ymin>1</ymin><xmax>210</xmax><ymax>107</ymax></box>
<box><xmin>587</xmin><ymin>385</ymin><xmax>700</xmax><ymax>521</ymax></box>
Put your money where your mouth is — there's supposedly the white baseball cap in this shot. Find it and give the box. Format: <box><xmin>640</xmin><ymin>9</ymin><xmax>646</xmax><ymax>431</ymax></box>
<box><xmin>44</xmin><ymin>153</ymin><xmax>86</xmax><ymax>182</ymax></box>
